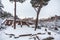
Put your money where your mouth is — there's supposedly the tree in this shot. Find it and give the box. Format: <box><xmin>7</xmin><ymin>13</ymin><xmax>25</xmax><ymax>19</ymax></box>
<box><xmin>0</xmin><ymin>11</ymin><xmax>13</xmax><ymax>19</ymax></box>
<box><xmin>10</xmin><ymin>0</ymin><xmax>25</xmax><ymax>3</ymax></box>
<box><xmin>30</xmin><ymin>0</ymin><xmax>50</xmax><ymax>30</ymax></box>
<box><xmin>9</xmin><ymin>0</ymin><xmax>25</xmax><ymax>29</ymax></box>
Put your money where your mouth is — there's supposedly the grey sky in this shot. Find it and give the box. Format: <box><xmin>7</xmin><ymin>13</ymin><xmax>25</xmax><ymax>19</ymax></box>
<box><xmin>2</xmin><ymin>0</ymin><xmax>60</xmax><ymax>19</ymax></box>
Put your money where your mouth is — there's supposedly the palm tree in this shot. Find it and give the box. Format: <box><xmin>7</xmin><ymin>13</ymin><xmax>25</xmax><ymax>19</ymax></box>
<box><xmin>9</xmin><ymin>0</ymin><xmax>25</xmax><ymax>29</ymax></box>
<box><xmin>30</xmin><ymin>0</ymin><xmax>50</xmax><ymax>30</ymax></box>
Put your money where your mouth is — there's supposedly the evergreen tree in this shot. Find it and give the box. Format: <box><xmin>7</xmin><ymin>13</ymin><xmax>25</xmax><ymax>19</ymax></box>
<box><xmin>30</xmin><ymin>0</ymin><xmax>50</xmax><ymax>30</ymax></box>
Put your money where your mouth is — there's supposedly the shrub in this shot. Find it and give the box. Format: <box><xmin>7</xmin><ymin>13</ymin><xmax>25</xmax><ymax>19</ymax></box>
<box><xmin>48</xmin><ymin>32</ymin><xmax>51</xmax><ymax>35</ymax></box>
<box><xmin>45</xmin><ymin>28</ymin><xmax>47</xmax><ymax>31</ymax></box>
<box><xmin>54</xmin><ymin>27</ymin><xmax>58</xmax><ymax>30</ymax></box>
<box><xmin>43</xmin><ymin>37</ymin><xmax>54</xmax><ymax>40</ymax></box>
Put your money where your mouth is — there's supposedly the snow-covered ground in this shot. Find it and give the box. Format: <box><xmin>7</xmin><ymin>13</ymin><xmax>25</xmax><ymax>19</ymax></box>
<box><xmin>0</xmin><ymin>18</ymin><xmax>3</xmax><ymax>25</ymax></box>
<box><xmin>0</xmin><ymin>25</ymin><xmax>60</xmax><ymax>40</ymax></box>
<box><xmin>0</xmin><ymin>18</ymin><xmax>60</xmax><ymax>40</ymax></box>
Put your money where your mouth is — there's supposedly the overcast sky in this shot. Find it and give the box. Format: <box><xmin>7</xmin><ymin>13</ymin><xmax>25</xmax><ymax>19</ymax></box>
<box><xmin>1</xmin><ymin>0</ymin><xmax>60</xmax><ymax>19</ymax></box>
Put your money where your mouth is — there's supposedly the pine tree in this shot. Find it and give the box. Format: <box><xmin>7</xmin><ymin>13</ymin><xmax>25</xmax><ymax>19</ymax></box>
<box><xmin>30</xmin><ymin>0</ymin><xmax>50</xmax><ymax>30</ymax></box>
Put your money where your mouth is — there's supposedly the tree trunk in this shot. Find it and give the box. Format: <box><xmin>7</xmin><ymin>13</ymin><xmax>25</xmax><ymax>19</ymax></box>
<box><xmin>35</xmin><ymin>1</ymin><xmax>43</xmax><ymax>30</ymax></box>
<box><xmin>14</xmin><ymin>0</ymin><xmax>16</xmax><ymax>29</ymax></box>
<box><xmin>35</xmin><ymin>6</ymin><xmax>42</xmax><ymax>31</ymax></box>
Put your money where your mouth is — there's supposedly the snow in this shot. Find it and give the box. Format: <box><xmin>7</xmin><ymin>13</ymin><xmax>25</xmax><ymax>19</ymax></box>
<box><xmin>4</xmin><ymin>25</ymin><xmax>46</xmax><ymax>36</ymax></box>
<box><xmin>1</xmin><ymin>18</ymin><xmax>7</xmax><ymax>24</ymax></box>
<box><xmin>0</xmin><ymin>18</ymin><xmax>3</xmax><ymax>25</ymax></box>
<box><xmin>0</xmin><ymin>25</ymin><xmax>60</xmax><ymax>40</ymax></box>
<box><xmin>0</xmin><ymin>18</ymin><xmax>60</xmax><ymax>40</ymax></box>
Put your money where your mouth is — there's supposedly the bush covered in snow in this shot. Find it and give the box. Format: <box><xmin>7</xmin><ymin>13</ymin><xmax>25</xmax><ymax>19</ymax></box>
<box><xmin>48</xmin><ymin>32</ymin><xmax>51</xmax><ymax>35</ymax></box>
<box><xmin>54</xmin><ymin>27</ymin><xmax>58</xmax><ymax>30</ymax></box>
<box><xmin>43</xmin><ymin>37</ymin><xmax>54</xmax><ymax>40</ymax></box>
